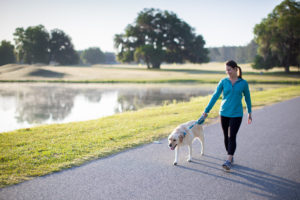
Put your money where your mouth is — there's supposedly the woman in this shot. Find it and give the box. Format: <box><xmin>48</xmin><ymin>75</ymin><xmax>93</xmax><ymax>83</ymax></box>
<box><xmin>202</xmin><ymin>60</ymin><xmax>252</xmax><ymax>170</ymax></box>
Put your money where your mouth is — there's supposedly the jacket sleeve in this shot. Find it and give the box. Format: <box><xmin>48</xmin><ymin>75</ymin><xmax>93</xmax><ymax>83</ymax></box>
<box><xmin>243</xmin><ymin>81</ymin><xmax>252</xmax><ymax>113</ymax></box>
<box><xmin>204</xmin><ymin>79</ymin><xmax>223</xmax><ymax>113</ymax></box>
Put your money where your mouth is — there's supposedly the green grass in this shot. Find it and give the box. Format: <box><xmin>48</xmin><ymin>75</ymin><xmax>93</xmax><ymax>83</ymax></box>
<box><xmin>1</xmin><ymin>63</ymin><xmax>300</xmax><ymax>84</ymax></box>
<box><xmin>1</xmin><ymin>85</ymin><xmax>300</xmax><ymax>188</ymax></box>
<box><xmin>0</xmin><ymin>76</ymin><xmax>299</xmax><ymax>84</ymax></box>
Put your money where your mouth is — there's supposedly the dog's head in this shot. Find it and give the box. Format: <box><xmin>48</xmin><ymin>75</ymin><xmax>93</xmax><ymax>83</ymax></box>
<box><xmin>168</xmin><ymin>132</ymin><xmax>183</xmax><ymax>150</ymax></box>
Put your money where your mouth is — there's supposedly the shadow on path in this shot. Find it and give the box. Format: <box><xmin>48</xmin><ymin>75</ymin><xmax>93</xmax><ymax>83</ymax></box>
<box><xmin>176</xmin><ymin>155</ymin><xmax>300</xmax><ymax>200</ymax></box>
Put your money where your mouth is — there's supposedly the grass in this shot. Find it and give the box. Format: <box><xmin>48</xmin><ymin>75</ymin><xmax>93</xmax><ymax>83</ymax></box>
<box><xmin>1</xmin><ymin>85</ymin><xmax>300</xmax><ymax>188</ymax></box>
<box><xmin>1</xmin><ymin>77</ymin><xmax>300</xmax><ymax>84</ymax></box>
<box><xmin>1</xmin><ymin>62</ymin><xmax>300</xmax><ymax>84</ymax></box>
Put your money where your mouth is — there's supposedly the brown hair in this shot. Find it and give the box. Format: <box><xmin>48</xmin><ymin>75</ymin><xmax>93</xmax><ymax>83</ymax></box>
<box><xmin>226</xmin><ymin>60</ymin><xmax>242</xmax><ymax>79</ymax></box>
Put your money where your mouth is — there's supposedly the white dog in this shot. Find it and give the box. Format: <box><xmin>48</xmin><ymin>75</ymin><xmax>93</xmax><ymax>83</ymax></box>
<box><xmin>168</xmin><ymin>120</ymin><xmax>204</xmax><ymax>165</ymax></box>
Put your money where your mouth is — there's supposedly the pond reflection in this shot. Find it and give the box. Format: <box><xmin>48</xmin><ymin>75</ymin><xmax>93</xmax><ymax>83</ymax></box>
<box><xmin>0</xmin><ymin>83</ymin><xmax>216</xmax><ymax>132</ymax></box>
<box><xmin>0</xmin><ymin>83</ymin><xmax>283</xmax><ymax>132</ymax></box>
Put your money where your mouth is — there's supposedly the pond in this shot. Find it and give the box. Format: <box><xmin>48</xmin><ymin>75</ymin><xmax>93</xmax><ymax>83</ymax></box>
<box><xmin>0</xmin><ymin>83</ymin><xmax>281</xmax><ymax>133</ymax></box>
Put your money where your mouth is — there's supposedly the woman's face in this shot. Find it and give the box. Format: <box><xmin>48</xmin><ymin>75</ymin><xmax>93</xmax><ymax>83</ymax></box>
<box><xmin>226</xmin><ymin>65</ymin><xmax>237</xmax><ymax>77</ymax></box>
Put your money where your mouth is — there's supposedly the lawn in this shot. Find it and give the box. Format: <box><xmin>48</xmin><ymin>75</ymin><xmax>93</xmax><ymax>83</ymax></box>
<box><xmin>0</xmin><ymin>62</ymin><xmax>299</xmax><ymax>84</ymax></box>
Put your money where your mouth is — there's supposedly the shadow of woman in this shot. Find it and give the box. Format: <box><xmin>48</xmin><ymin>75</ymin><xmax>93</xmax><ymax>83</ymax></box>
<box><xmin>231</xmin><ymin>164</ymin><xmax>300</xmax><ymax>199</ymax></box>
<box><xmin>178</xmin><ymin>154</ymin><xmax>300</xmax><ymax>200</ymax></box>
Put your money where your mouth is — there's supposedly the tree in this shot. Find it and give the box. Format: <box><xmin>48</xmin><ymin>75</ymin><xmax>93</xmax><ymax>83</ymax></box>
<box><xmin>186</xmin><ymin>35</ymin><xmax>209</xmax><ymax>63</ymax></box>
<box><xmin>13</xmin><ymin>25</ymin><xmax>79</xmax><ymax>65</ymax></box>
<box><xmin>114</xmin><ymin>8</ymin><xmax>209</xmax><ymax>69</ymax></box>
<box><xmin>0</xmin><ymin>40</ymin><xmax>16</xmax><ymax>66</ymax></box>
<box><xmin>13</xmin><ymin>28</ymin><xmax>26</xmax><ymax>63</ymax></box>
<box><xmin>208</xmin><ymin>40</ymin><xmax>258</xmax><ymax>64</ymax></box>
<box><xmin>244</xmin><ymin>40</ymin><xmax>259</xmax><ymax>63</ymax></box>
<box><xmin>81</xmin><ymin>47</ymin><xmax>105</xmax><ymax>64</ymax></box>
<box><xmin>49</xmin><ymin>29</ymin><xmax>79</xmax><ymax>65</ymax></box>
<box><xmin>253</xmin><ymin>0</ymin><xmax>300</xmax><ymax>72</ymax></box>
<box><xmin>104</xmin><ymin>52</ymin><xmax>116</xmax><ymax>64</ymax></box>
<box><xmin>13</xmin><ymin>25</ymin><xmax>50</xmax><ymax>64</ymax></box>
<box><xmin>134</xmin><ymin>44</ymin><xmax>165</xmax><ymax>68</ymax></box>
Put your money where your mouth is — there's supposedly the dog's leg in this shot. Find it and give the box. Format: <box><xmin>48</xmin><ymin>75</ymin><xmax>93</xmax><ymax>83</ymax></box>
<box><xmin>174</xmin><ymin>146</ymin><xmax>179</xmax><ymax>165</ymax></box>
<box><xmin>187</xmin><ymin>143</ymin><xmax>192</xmax><ymax>162</ymax></box>
<box><xmin>199</xmin><ymin>136</ymin><xmax>204</xmax><ymax>156</ymax></box>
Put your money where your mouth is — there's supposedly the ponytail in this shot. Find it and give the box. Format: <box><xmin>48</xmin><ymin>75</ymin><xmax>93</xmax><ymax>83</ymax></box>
<box><xmin>237</xmin><ymin>66</ymin><xmax>242</xmax><ymax>79</ymax></box>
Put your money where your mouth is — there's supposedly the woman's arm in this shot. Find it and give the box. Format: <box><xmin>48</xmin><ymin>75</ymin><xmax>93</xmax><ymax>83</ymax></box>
<box><xmin>204</xmin><ymin>79</ymin><xmax>223</xmax><ymax>114</ymax></box>
<box><xmin>243</xmin><ymin>81</ymin><xmax>252</xmax><ymax>124</ymax></box>
<box><xmin>243</xmin><ymin>81</ymin><xmax>252</xmax><ymax>114</ymax></box>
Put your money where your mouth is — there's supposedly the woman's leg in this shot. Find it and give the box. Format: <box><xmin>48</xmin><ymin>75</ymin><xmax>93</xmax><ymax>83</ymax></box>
<box><xmin>227</xmin><ymin>117</ymin><xmax>243</xmax><ymax>156</ymax></box>
<box><xmin>220</xmin><ymin>116</ymin><xmax>230</xmax><ymax>154</ymax></box>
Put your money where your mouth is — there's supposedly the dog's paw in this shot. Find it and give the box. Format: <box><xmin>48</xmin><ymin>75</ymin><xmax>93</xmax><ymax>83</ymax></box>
<box><xmin>173</xmin><ymin>162</ymin><xmax>178</xmax><ymax>166</ymax></box>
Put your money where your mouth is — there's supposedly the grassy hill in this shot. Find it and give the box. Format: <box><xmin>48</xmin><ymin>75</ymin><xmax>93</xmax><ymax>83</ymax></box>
<box><xmin>0</xmin><ymin>62</ymin><xmax>299</xmax><ymax>84</ymax></box>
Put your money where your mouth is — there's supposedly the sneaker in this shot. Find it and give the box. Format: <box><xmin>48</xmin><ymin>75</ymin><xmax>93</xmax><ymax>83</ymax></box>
<box><xmin>222</xmin><ymin>160</ymin><xmax>232</xmax><ymax>170</ymax></box>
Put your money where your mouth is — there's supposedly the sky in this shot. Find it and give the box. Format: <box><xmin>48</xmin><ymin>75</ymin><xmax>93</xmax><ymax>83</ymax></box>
<box><xmin>0</xmin><ymin>0</ymin><xmax>283</xmax><ymax>52</ymax></box>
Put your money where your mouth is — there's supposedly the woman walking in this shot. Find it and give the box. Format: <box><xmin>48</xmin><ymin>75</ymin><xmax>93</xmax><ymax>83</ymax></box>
<box><xmin>202</xmin><ymin>60</ymin><xmax>252</xmax><ymax>170</ymax></box>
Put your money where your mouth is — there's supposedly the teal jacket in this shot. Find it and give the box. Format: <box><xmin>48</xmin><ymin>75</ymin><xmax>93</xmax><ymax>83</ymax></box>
<box><xmin>205</xmin><ymin>78</ymin><xmax>252</xmax><ymax>117</ymax></box>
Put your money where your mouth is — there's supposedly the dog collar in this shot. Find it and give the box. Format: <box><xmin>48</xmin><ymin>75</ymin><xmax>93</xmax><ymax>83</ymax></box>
<box><xmin>183</xmin><ymin>131</ymin><xmax>187</xmax><ymax>137</ymax></box>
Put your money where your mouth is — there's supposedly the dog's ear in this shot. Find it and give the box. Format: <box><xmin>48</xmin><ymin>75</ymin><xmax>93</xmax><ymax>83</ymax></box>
<box><xmin>179</xmin><ymin>134</ymin><xmax>183</xmax><ymax>143</ymax></box>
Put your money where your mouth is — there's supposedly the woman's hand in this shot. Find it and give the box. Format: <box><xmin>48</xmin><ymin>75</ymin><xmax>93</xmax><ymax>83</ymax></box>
<box><xmin>248</xmin><ymin>113</ymin><xmax>252</xmax><ymax>124</ymax></box>
<box><xmin>202</xmin><ymin>112</ymin><xmax>208</xmax><ymax>118</ymax></box>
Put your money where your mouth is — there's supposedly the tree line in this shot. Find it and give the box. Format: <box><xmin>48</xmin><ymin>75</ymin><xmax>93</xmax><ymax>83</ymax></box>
<box><xmin>0</xmin><ymin>25</ymin><xmax>116</xmax><ymax>66</ymax></box>
<box><xmin>1</xmin><ymin>0</ymin><xmax>299</xmax><ymax>72</ymax></box>
<box><xmin>208</xmin><ymin>40</ymin><xmax>258</xmax><ymax>64</ymax></box>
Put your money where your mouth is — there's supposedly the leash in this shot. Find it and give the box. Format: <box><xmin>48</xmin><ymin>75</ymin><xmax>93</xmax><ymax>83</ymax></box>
<box><xmin>183</xmin><ymin>115</ymin><xmax>207</xmax><ymax>137</ymax></box>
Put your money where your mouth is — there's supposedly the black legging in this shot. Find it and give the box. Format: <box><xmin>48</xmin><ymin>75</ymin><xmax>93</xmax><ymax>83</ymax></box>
<box><xmin>220</xmin><ymin>116</ymin><xmax>242</xmax><ymax>156</ymax></box>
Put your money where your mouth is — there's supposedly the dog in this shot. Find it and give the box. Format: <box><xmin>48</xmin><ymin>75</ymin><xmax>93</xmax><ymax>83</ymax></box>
<box><xmin>168</xmin><ymin>120</ymin><xmax>204</xmax><ymax>165</ymax></box>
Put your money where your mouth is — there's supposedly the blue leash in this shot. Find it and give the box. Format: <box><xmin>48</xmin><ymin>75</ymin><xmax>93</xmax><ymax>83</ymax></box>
<box><xmin>183</xmin><ymin>115</ymin><xmax>207</xmax><ymax>137</ymax></box>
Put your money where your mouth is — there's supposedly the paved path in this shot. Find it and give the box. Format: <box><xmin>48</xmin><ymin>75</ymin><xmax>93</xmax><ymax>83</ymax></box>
<box><xmin>1</xmin><ymin>97</ymin><xmax>300</xmax><ymax>200</ymax></box>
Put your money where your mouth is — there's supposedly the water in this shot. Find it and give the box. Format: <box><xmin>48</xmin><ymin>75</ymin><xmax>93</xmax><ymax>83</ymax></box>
<box><xmin>0</xmin><ymin>83</ymin><xmax>216</xmax><ymax>132</ymax></box>
<box><xmin>0</xmin><ymin>83</ymin><xmax>283</xmax><ymax>133</ymax></box>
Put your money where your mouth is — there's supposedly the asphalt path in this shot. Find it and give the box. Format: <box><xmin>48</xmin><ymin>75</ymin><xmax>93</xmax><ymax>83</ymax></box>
<box><xmin>1</xmin><ymin>97</ymin><xmax>300</xmax><ymax>200</ymax></box>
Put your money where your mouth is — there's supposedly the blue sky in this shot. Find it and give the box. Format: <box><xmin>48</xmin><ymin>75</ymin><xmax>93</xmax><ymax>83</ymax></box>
<box><xmin>0</xmin><ymin>0</ymin><xmax>282</xmax><ymax>52</ymax></box>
